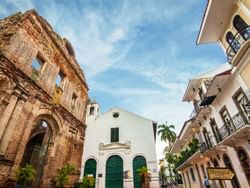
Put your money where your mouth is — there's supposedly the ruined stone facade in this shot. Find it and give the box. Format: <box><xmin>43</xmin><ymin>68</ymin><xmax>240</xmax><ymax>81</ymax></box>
<box><xmin>0</xmin><ymin>10</ymin><xmax>88</xmax><ymax>187</ymax></box>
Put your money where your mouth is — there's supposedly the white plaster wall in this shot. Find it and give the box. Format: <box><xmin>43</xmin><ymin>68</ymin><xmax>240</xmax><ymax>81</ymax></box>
<box><xmin>80</xmin><ymin>106</ymin><xmax>159</xmax><ymax>188</ymax></box>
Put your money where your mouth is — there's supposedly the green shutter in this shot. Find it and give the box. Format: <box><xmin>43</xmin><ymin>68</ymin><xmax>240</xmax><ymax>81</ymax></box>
<box><xmin>111</xmin><ymin>128</ymin><xmax>119</xmax><ymax>142</ymax></box>
<box><xmin>84</xmin><ymin>159</ymin><xmax>97</xmax><ymax>178</ymax></box>
<box><xmin>133</xmin><ymin>156</ymin><xmax>147</xmax><ymax>188</ymax></box>
<box><xmin>106</xmin><ymin>155</ymin><xmax>123</xmax><ymax>188</ymax></box>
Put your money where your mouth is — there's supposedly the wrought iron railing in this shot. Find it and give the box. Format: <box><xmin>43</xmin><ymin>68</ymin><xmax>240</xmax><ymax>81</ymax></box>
<box><xmin>200</xmin><ymin>142</ymin><xmax>208</xmax><ymax>153</ymax></box>
<box><xmin>218</xmin><ymin>112</ymin><xmax>248</xmax><ymax>139</ymax></box>
<box><xmin>199</xmin><ymin>136</ymin><xmax>216</xmax><ymax>153</ymax></box>
<box><xmin>226</xmin><ymin>26</ymin><xmax>250</xmax><ymax>63</ymax></box>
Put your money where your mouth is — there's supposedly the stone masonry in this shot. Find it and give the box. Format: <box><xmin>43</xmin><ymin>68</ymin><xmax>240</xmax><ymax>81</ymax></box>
<box><xmin>0</xmin><ymin>10</ymin><xmax>88</xmax><ymax>187</ymax></box>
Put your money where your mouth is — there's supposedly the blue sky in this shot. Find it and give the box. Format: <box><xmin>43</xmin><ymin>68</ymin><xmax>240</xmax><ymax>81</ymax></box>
<box><xmin>0</xmin><ymin>0</ymin><xmax>226</xmax><ymax>158</ymax></box>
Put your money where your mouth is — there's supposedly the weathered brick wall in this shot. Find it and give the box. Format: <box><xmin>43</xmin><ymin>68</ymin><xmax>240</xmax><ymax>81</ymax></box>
<box><xmin>0</xmin><ymin>9</ymin><xmax>88</xmax><ymax>188</ymax></box>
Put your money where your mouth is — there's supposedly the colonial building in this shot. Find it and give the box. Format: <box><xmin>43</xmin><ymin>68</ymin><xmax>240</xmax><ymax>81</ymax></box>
<box><xmin>0</xmin><ymin>10</ymin><xmax>88</xmax><ymax>187</ymax></box>
<box><xmin>170</xmin><ymin>0</ymin><xmax>250</xmax><ymax>188</ymax></box>
<box><xmin>80</xmin><ymin>102</ymin><xmax>159</xmax><ymax>188</ymax></box>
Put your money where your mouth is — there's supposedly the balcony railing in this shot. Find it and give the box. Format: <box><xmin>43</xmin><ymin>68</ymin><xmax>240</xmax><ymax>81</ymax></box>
<box><xmin>226</xmin><ymin>26</ymin><xmax>250</xmax><ymax>63</ymax></box>
<box><xmin>200</xmin><ymin>135</ymin><xmax>216</xmax><ymax>153</ymax></box>
<box><xmin>219</xmin><ymin>112</ymin><xmax>249</xmax><ymax>140</ymax></box>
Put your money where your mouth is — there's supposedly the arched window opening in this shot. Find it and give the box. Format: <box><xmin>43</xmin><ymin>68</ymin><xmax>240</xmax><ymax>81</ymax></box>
<box><xmin>233</xmin><ymin>15</ymin><xmax>250</xmax><ymax>40</ymax></box>
<box><xmin>237</xmin><ymin>148</ymin><xmax>250</xmax><ymax>185</ymax></box>
<box><xmin>190</xmin><ymin>168</ymin><xmax>196</xmax><ymax>182</ymax></box>
<box><xmin>223</xmin><ymin>154</ymin><xmax>240</xmax><ymax>188</ymax></box>
<box><xmin>226</xmin><ymin>32</ymin><xmax>241</xmax><ymax>53</ymax></box>
<box><xmin>133</xmin><ymin>156</ymin><xmax>147</xmax><ymax>188</ymax></box>
<box><xmin>21</xmin><ymin>119</ymin><xmax>52</xmax><ymax>187</ymax></box>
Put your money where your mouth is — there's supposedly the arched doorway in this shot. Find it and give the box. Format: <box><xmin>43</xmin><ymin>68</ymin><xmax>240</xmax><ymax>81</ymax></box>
<box><xmin>84</xmin><ymin>158</ymin><xmax>97</xmax><ymax>187</ymax></box>
<box><xmin>21</xmin><ymin>120</ymin><xmax>52</xmax><ymax>187</ymax></box>
<box><xmin>237</xmin><ymin>148</ymin><xmax>250</xmax><ymax>185</ymax></box>
<box><xmin>133</xmin><ymin>156</ymin><xmax>146</xmax><ymax>188</ymax></box>
<box><xmin>223</xmin><ymin>154</ymin><xmax>240</xmax><ymax>188</ymax></box>
<box><xmin>106</xmin><ymin>155</ymin><xmax>123</xmax><ymax>188</ymax></box>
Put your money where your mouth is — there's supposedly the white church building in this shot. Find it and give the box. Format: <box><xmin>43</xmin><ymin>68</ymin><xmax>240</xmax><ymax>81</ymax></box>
<box><xmin>80</xmin><ymin>101</ymin><xmax>159</xmax><ymax>188</ymax></box>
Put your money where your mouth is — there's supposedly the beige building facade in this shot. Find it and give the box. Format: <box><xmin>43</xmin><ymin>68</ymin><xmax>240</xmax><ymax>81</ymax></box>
<box><xmin>0</xmin><ymin>10</ymin><xmax>88</xmax><ymax>187</ymax></box>
<box><xmin>170</xmin><ymin>0</ymin><xmax>250</xmax><ymax>188</ymax></box>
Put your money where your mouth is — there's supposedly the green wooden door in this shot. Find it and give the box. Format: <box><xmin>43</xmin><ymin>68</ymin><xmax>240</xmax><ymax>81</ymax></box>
<box><xmin>84</xmin><ymin>159</ymin><xmax>97</xmax><ymax>178</ymax></box>
<box><xmin>106</xmin><ymin>155</ymin><xmax>123</xmax><ymax>188</ymax></box>
<box><xmin>133</xmin><ymin>156</ymin><xmax>147</xmax><ymax>188</ymax></box>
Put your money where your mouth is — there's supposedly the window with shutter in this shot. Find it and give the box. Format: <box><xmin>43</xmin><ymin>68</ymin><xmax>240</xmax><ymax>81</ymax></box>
<box><xmin>111</xmin><ymin>128</ymin><xmax>119</xmax><ymax>142</ymax></box>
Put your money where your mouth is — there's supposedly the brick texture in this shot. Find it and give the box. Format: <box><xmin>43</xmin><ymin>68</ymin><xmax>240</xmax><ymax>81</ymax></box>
<box><xmin>0</xmin><ymin>10</ymin><xmax>88</xmax><ymax>188</ymax></box>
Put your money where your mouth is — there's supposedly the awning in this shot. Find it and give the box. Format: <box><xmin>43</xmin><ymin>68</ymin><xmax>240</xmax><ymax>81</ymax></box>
<box><xmin>206</xmin><ymin>69</ymin><xmax>232</xmax><ymax>97</ymax></box>
<box><xmin>200</xmin><ymin>95</ymin><xmax>216</xmax><ymax>106</ymax></box>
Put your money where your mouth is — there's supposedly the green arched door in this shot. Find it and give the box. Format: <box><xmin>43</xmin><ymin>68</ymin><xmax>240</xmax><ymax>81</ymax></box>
<box><xmin>84</xmin><ymin>159</ymin><xmax>97</xmax><ymax>178</ymax></box>
<box><xmin>133</xmin><ymin>156</ymin><xmax>147</xmax><ymax>188</ymax></box>
<box><xmin>106</xmin><ymin>155</ymin><xmax>123</xmax><ymax>188</ymax></box>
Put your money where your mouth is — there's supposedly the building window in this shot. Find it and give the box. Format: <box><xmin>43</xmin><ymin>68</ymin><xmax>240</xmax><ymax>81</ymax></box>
<box><xmin>220</xmin><ymin>106</ymin><xmax>235</xmax><ymax>135</ymax></box>
<box><xmin>233</xmin><ymin>88</ymin><xmax>249</xmax><ymax>122</ymax></box>
<box><xmin>71</xmin><ymin>93</ymin><xmax>77</xmax><ymax>110</ymax></box>
<box><xmin>113</xmin><ymin>112</ymin><xmax>119</xmax><ymax>118</ymax></box>
<box><xmin>111</xmin><ymin>128</ymin><xmax>119</xmax><ymax>142</ymax></box>
<box><xmin>190</xmin><ymin>168</ymin><xmax>196</xmax><ymax>182</ymax></box>
<box><xmin>226</xmin><ymin>31</ymin><xmax>241</xmax><ymax>53</ymax></box>
<box><xmin>55</xmin><ymin>70</ymin><xmax>65</xmax><ymax>87</ymax></box>
<box><xmin>237</xmin><ymin>148</ymin><xmax>250</xmax><ymax>185</ymax></box>
<box><xmin>89</xmin><ymin>106</ymin><xmax>95</xmax><ymax>115</ymax></box>
<box><xmin>32</xmin><ymin>55</ymin><xmax>44</xmax><ymax>71</ymax></box>
<box><xmin>233</xmin><ymin>15</ymin><xmax>250</xmax><ymax>40</ymax></box>
<box><xmin>209</xmin><ymin>118</ymin><xmax>222</xmax><ymax>143</ymax></box>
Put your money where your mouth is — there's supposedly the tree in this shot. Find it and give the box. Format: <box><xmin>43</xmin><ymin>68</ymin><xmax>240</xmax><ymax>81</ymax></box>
<box><xmin>16</xmin><ymin>164</ymin><xmax>36</xmax><ymax>188</ymax></box>
<box><xmin>137</xmin><ymin>166</ymin><xmax>151</xmax><ymax>188</ymax></box>
<box><xmin>54</xmin><ymin>164</ymin><xmax>75</xmax><ymax>188</ymax></box>
<box><xmin>157</xmin><ymin>122</ymin><xmax>176</xmax><ymax>143</ymax></box>
<box><xmin>165</xmin><ymin>152</ymin><xmax>177</xmax><ymax>164</ymax></box>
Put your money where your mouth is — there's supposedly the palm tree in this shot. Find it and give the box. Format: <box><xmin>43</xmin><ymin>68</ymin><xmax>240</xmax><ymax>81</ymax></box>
<box><xmin>157</xmin><ymin>122</ymin><xmax>176</xmax><ymax>143</ymax></box>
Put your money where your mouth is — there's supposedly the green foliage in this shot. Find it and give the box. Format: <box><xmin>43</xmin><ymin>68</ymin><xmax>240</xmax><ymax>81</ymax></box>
<box><xmin>16</xmin><ymin>164</ymin><xmax>36</xmax><ymax>188</ymax></box>
<box><xmin>157</xmin><ymin>122</ymin><xmax>176</xmax><ymax>143</ymax></box>
<box><xmin>175</xmin><ymin>138</ymin><xmax>200</xmax><ymax>169</ymax></box>
<box><xmin>55</xmin><ymin>164</ymin><xmax>75</xmax><ymax>188</ymax></box>
<box><xmin>81</xmin><ymin>175</ymin><xmax>95</xmax><ymax>188</ymax></box>
<box><xmin>137</xmin><ymin>166</ymin><xmax>151</xmax><ymax>183</ymax></box>
<box><xmin>165</xmin><ymin>152</ymin><xmax>177</xmax><ymax>164</ymax></box>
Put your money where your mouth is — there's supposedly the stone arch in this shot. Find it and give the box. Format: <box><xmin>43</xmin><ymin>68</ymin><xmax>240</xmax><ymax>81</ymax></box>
<box><xmin>85</xmin><ymin>155</ymin><xmax>99</xmax><ymax>169</ymax></box>
<box><xmin>21</xmin><ymin>117</ymin><xmax>59</xmax><ymax>187</ymax></box>
<box><xmin>34</xmin><ymin>107</ymin><xmax>63</xmax><ymax>134</ymax></box>
<box><xmin>131</xmin><ymin>153</ymin><xmax>148</xmax><ymax>164</ymax></box>
<box><xmin>32</xmin><ymin>114</ymin><xmax>60</xmax><ymax>140</ymax></box>
<box><xmin>105</xmin><ymin>152</ymin><xmax>125</xmax><ymax>164</ymax></box>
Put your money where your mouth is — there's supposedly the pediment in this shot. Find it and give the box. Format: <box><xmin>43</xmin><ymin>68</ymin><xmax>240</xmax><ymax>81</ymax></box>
<box><xmin>99</xmin><ymin>141</ymin><xmax>131</xmax><ymax>151</ymax></box>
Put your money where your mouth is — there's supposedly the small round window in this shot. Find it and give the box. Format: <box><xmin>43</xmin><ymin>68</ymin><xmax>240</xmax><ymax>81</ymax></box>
<box><xmin>113</xmin><ymin>112</ymin><xmax>119</xmax><ymax>118</ymax></box>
